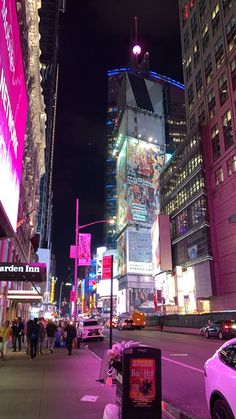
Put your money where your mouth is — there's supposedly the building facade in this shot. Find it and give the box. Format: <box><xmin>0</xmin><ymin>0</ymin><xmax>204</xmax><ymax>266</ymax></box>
<box><xmin>105</xmin><ymin>67</ymin><xmax>186</xmax><ymax>250</ymax></box>
<box><xmin>160</xmin><ymin>129</ymin><xmax>213</xmax><ymax>313</ymax></box>
<box><xmin>0</xmin><ymin>0</ymin><xmax>46</xmax><ymax>322</ymax></box>
<box><xmin>178</xmin><ymin>0</ymin><xmax>236</xmax><ymax>310</ymax></box>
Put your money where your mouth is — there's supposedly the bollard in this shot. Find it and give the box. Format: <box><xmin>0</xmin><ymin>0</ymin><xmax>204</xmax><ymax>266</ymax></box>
<box><xmin>103</xmin><ymin>403</ymin><xmax>119</xmax><ymax>419</ymax></box>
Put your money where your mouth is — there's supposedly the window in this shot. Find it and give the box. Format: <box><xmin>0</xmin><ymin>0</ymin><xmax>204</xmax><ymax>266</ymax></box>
<box><xmin>193</xmin><ymin>40</ymin><xmax>200</xmax><ymax>67</ymax></box>
<box><xmin>208</xmin><ymin>89</ymin><xmax>216</xmax><ymax>119</ymax></box>
<box><xmin>186</xmin><ymin>55</ymin><xmax>192</xmax><ymax>81</ymax></box>
<box><xmin>202</xmin><ymin>24</ymin><xmax>209</xmax><ymax>52</ymax></box>
<box><xmin>212</xmin><ymin>4</ymin><xmax>220</xmax><ymax>35</ymax></box>
<box><xmin>195</xmin><ymin>70</ymin><xmax>203</xmax><ymax>98</ymax></box>
<box><xmin>223</xmin><ymin>0</ymin><xmax>233</xmax><ymax>17</ymax></box>
<box><xmin>189</xmin><ymin>0</ymin><xmax>195</xmax><ymax>9</ymax></box>
<box><xmin>230</xmin><ymin>57</ymin><xmax>236</xmax><ymax>90</ymax></box>
<box><xmin>182</xmin><ymin>3</ymin><xmax>189</xmax><ymax>26</ymax></box>
<box><xmin>218</xmin><ymin>73</ymin><xmax>228</xmax><ymax>106</ymax></box>
<box><xmin>190</xmin><ymin>114</ymin><xmax>196</xmax><ymax>128</ymax></box>
<box><xmin>226</xmin><ymin>17</ymin><xmax>236</xmax><ymax>51</ymax></box>
<box><xmin>204</xmin><ymin>55</ymin><xmax>213</xmax><ymax>84</ymax></box>
<box><xmin>211</xmin><ymin>125</ymin><xmax>221</xmax><ymax>160</ymax></box>
<box><xmin>222</xmin><ymin>110</ymin><xmax>234</xmax><ymax>150</ymax></box>
<box><xmin>226</xmin><ymin>158</ymin><xmax>232</xmax><ymax>176</ymax></box>
<box><xmin>187</xmin><ymin>84</ymin><xmax>194</xmax><ymax>110</ymax></box>
<box><xmin>184</xmin><ymin>29</ymin><xmax>190</xmax><ymax>53</ymax></box>
<box><xmin>199</xmin><ymin>0</ymin><xmax>206</xmax><ymax>22</ymax></box>
<box><xmin>219</xmin><ymin>344</ymin><xmax>236</xmax><ymax>370</ymax></box>
<box><xmin>215</xmin><ymin>167</ymin><xmax>224</xmax><ymax>186</ymax></box>
<box><xmin>191</xmin><ymin>12</ymin><xmax>198</xmax><ymax>38</ymax></box>
<box><xmin>198</xmin><ymin>102</ymin><xmax>206</xmax><ymax>124</ymax></box>
<box><xmin>214</xmin><ymin>37</ymin><xmax>224</xmax><ymax>68</ymax></box>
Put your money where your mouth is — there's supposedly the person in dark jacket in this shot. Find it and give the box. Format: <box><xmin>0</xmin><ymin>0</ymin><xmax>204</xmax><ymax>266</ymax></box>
<box><xmin>12</xmin><ymin>317</ymin><xmax>24</xmax><ymax>352</ymax></box>
<box><xmin>65</xmin><ymin>322</ymin><xmax>77</xmax><ymax>355</ymax></box>
<box><xmin>46</xmin><ymin>320</ymin><xmax>57</xmax><ymax>353</ymax></box>
<box><xmin>28</xmin><ymin>318</ymin><xmax>40</xmax><ymax>360</ymax></box>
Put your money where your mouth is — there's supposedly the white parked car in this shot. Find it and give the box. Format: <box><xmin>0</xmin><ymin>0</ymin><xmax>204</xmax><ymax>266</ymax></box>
<box><xmin>204</xmin><ymin>337</ymin><xmax>236</xmax><ymax>418</ymax></box>
<box><xmin>78</xmin><ymin>319</ymin><xmax>104</xmax><ymax>341</ymax></box>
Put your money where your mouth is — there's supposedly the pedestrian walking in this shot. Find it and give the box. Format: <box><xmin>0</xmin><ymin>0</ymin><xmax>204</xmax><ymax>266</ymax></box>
<box><xmin>12</xmin><ymin>317</ymin><xmax>24</xmax><ymax>352</ymax></box>
<box><xmin>38</xmin><ymin>318</ymin><xmax>46</xmax><ymax>354</ymax></box>
<box><xmin>0</xmin><ymin>320</ymin><xmax>12</xmax><ymax>360</ymax></box>
<box><xmin>46</xmin><ymin>320</ymin><xmax>57</xmax><ymax>353</ymax></box>
<box><xmin>65</xmin><ymin>322</ymin><xmax>77</xmax><ymax>355</ymax></box>
<box><xmin>28</xmin><ymin>318</ymin><xmax>40</xmax><ymax>360</ymax></box>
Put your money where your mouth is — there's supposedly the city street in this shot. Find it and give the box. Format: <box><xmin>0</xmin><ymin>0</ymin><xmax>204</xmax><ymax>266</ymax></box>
<box><xmin>86</xmin><ymin>329</ymin><xmax>223</xmax><ymax>419</ymax></box>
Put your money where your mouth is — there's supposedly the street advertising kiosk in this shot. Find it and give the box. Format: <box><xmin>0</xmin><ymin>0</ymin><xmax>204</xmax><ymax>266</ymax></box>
<box><xmin>116</xmin><ymin>346</ymin><xmax>162</xmax><ymax>419</ymax></box>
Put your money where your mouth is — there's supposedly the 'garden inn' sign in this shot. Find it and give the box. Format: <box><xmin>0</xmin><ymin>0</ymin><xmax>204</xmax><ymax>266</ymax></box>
<box><xmin>0</xmin><ymin>262</ymin><xmax>46</xmax><ymax>282</ymax></box>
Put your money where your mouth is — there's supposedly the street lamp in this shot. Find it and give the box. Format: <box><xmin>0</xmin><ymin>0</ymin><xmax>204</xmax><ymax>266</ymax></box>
<box><xmin>73</xmin><ymin>198</ymin><xmax>115</xmax><ymax>322</ymax></box>
<box><xmin>59</xmin><ymin>282</ymin><xmax>72</xmax><ymax>317</ymax></box>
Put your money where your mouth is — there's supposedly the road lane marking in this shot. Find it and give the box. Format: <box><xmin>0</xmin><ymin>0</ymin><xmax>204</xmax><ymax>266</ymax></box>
<box><xmin>170</xmin><ymin>353</ymin><xmax>189</xmax><ymax>357</ymax></box>
<box><xmin>162</xmin><ymin>356</ymin><xmax>204</xmax><ymax>374</ymax></box>
<box><xmin>85</xmin><ymin>347</ymin><xmax>102</xmax><ymax>361</ymax></box>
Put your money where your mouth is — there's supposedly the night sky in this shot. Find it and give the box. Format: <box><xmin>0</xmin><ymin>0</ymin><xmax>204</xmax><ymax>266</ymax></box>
<box><xmin>52</xmin><ymin>0</ymin><xmax>184</xmax><ymax>284</ymax></box>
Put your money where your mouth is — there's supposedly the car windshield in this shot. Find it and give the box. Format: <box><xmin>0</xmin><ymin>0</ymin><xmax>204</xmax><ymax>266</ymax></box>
<box><xmin>83</xmin><ymin>321</ymin><xmax>99</xmax><ymax>327</ymax></box>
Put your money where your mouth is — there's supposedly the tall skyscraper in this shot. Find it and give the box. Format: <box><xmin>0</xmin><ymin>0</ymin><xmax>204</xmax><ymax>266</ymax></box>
<box><xmin>104</xmin><ymin>39</ymin><xmax>187</xmax><ymax>313</ymax></box>
<box><xmin>105</xmin><ymin>66</ymin><xmax>186</xmax><ymax>250</ymax></box>
<box><xmin>178</xmin><ymin>0</ymin><xmax>236</xmax><ymax>310</ymax></box>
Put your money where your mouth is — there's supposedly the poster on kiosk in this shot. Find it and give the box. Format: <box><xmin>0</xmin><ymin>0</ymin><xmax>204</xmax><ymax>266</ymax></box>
<box><xmin>117</xmin><ymin>346</ymin><xmax>162</xmax><ymax>419</ymax></box>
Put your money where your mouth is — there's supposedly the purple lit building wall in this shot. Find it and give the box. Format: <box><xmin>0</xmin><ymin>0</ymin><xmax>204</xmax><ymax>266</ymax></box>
<box><xmin>179</xmin><ymin>0</ymin><xmax>236</xmax><ymax>310</ymax></box>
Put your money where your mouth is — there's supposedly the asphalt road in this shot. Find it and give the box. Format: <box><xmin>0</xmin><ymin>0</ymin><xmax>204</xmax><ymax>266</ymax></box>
<box><xmin>84</xmin><ymin>328</ymin><xmax>223</xmax><ymax>419</ymax></box>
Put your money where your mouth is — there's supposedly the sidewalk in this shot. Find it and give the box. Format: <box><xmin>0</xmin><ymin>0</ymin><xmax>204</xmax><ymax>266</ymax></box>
<box><xmin>0</xmin><ymin>345</ymin><xmax>184</xmax><ymax>419</ymax></box>
<box><xmin>0</xmin><ymin>346</ymin><xmax>115</xmax><ymax>419</ymax></box>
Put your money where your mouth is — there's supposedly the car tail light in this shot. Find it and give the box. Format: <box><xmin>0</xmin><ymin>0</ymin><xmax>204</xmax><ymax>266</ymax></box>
<box><xmin>133</xmin><ymin>322</ymin><xmax>136</xmax><ymax>325</ymax></box>
<box><xmin>144</xmin><ymin>322</ymin><xmax>146</xmax><ymax>325</ymax></box>
<box><xmin>224</xmin><ymin>325</ymin><xmax>229</xmax><ymax>329</ymax></box>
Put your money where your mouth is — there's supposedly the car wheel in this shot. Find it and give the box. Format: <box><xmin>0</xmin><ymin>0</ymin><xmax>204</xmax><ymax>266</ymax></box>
<box><xmin>205</xmin><ymin>330</ymin><xmax>210</xmax><ymax>339</ymax></box>
<box><xmin>100</xmin><ymin>337</ymin><xmax>104</xmax><ymax>341</ymax></box>
<box><xmin>218</xmin><ymin>330</ymin><xmax>223</xmax><ymax>340</ymax></box>
<box><xmin>212</xmin><ymin>398</ymin><xmax>234</xmax><ymax>419</ymax></box>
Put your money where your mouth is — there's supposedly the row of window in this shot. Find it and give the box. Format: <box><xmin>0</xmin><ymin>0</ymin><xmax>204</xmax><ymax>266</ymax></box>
<box><xmin>171</xmin><ymin>196</ymin><xmax>208</xmax><ymax>240</ymax></box>
<box><xmin>162</xmin><ymin>152</ymin><xmax>203</xmax><ymax>200</ymax></box>
<box><xmin>215</xmin><ymin>154</ymin><xmax>236</xmax><ymax>186</ymax></box>
<box><xmin>173</xmin><ymin>226</ymin><xmax>210</xmax><ymax>266</ymax></box>
<box><xmin>211</xmin><ymin>109</ymin><xmax>234</xmax><ymax>161</ymax></box>
<box><xmin>183</xmin><ymin>1</ymin><xmax>233</xmax><ymax>41</ymax></box>
<box><xmin>189</xmin><ymin>56</ymin><xmax>236</xmax><ymax>131</ymax></box>
<box><xmin>165</xmin><ymin>173</ymin><xmax>205</xmax><ymax>216</ymax></box>
<box><xmin>160</xmin><ymin>135</ymin><xmax>200</xmax><ymax>181</ymax></box>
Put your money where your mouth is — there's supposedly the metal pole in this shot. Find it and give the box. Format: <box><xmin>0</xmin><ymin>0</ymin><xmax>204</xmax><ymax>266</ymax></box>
<box><xmin>109</xmin><ymin>255</ymin><xmax>114</xmax><ymax>349</ymax></box>
<box><xmin>74</xmin><ymin>198</ymin><xmax>79</xmax><ymax>322</ymax></box>
<box><xmin>58</xmin><ymin>282</ymin><xmax>64</xmax><ymax>317</ymax></box>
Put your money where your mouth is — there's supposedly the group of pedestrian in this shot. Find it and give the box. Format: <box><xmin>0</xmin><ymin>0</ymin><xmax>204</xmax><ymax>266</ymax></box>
<box><xmin>0</xmin><ymin>317</ymin><xmax>78</xmax><ymax>360</ymax></box>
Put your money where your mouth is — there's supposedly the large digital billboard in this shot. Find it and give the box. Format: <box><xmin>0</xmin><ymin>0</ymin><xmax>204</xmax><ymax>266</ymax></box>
<box><xmin>0</xmin><ymin>0</ymin><xmax>28</xmax><ymax>235</ymax></box>
<box><xmin>117</xmin><ymin>137</ymin><xmax>165</xmax><ymax>232</ymax></box>
<box><xmin>127</xmin><ymin>229</ymin><xmax>152</xmax><ymax>275</ymax></box>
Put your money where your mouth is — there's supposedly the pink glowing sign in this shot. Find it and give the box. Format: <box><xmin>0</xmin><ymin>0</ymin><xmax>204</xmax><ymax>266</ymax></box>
<box><xmin>0</xmin><ymin>0</ymin><xmax>28</xmax><ymax>233</ymax></box>
<box><xmin>70</xmin><ymin>234</ymin><xmax>91</xmax><ymax>266</ymax></box>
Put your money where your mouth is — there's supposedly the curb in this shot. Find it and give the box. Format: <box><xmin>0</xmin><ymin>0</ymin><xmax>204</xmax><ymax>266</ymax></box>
<box><xmin>162</xmin><ymin>401</ymin><xmax>192</xmax><ymax>419</ymax></box>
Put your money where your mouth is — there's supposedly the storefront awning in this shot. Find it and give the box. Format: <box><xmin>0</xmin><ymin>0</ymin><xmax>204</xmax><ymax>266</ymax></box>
<box><xmin>7</xmin><ymin>290</ymin><xmax>43</xmax><ymax>303</ymax></box>
<box><xmin>0</xmin><ymin>262</ymin><xmax>47</xmax><ymax>282</ymax></box>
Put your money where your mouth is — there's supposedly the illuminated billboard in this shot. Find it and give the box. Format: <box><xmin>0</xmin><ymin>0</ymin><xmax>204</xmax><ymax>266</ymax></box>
<box><xmin>127</xmin><ymin>229</ymin><xmax>152</xmax><ymax>275</ymax></box>
<box><xmin>117</xmin><ymin>231</ymin><xmax>127</xmax><ymax>277</ymax></box>
<box><xmin>117</xmin><ymin>137</ymin><xmax>165</xmax><ymax>232</ymax></box>
<box><xmin>0</xmin><ymin>0</ymin><xmax>28</xmax><ymax>235</ymax></box>
<box><xmin>151</xmin><ymin>215</ymin><xmax>172</xmax><ymax>276</ymax></box>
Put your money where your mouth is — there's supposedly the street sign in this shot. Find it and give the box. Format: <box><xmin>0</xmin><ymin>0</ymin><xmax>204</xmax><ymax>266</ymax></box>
<box><xmin>102</xmin><ymin>255</ymin><xmax>113</xmax><ymax>279</ymax></box>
